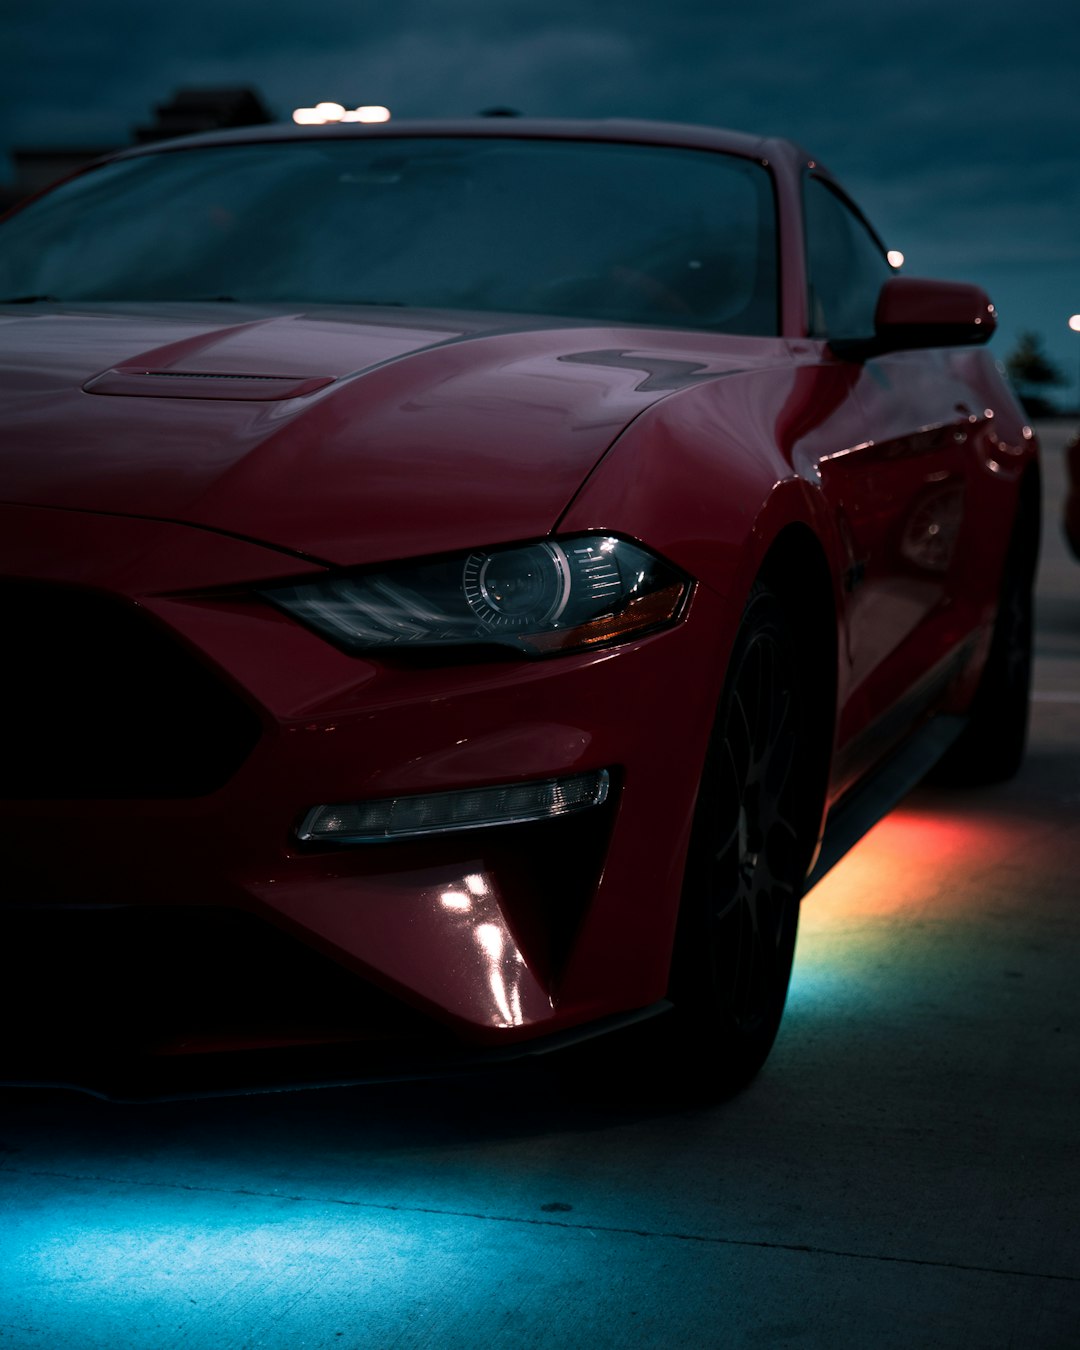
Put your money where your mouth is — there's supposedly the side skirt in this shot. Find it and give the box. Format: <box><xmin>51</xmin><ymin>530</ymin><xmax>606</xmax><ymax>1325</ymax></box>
<box><xmin>805</xmin><ymin>713</ymin><xmax>967</xmax><ymax>892</ymax></box>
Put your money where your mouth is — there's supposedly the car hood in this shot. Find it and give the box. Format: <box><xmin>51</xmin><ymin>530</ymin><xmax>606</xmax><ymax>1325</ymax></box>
<box><xmin>0</xmin><ymin>302</ymin><xmax>765</xmax><ymax>569</ymax></box>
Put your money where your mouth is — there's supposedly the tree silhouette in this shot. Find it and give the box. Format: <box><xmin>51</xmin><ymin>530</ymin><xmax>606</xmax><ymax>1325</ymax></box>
<box><xmin>1005</xmin><ymin>331</ymin><xmax>1066</xmax><ymax>415</ymax></box>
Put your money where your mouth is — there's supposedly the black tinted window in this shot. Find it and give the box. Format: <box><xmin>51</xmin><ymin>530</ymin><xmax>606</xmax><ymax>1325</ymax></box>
<box><xmin>1</xmin><ymin>138</ymin><xmax>779</xmax><ymax>335</ymax></box>
<box><xmin>804</xmin><ymin>176</ymin><xmax>891</xmax><ymax>341</ymax></box>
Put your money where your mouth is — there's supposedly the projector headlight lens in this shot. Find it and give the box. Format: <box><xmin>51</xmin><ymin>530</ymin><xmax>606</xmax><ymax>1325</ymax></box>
<box><xmin>262</xmin><ymin>536</ymin><xmax>688</xmax><ymax>656</ymax></box>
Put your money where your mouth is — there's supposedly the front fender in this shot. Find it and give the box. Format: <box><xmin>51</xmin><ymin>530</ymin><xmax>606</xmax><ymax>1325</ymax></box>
<box><xmin>557</xmin><ymin>367</ymin><xmax>848</xmax><ymax>610</ymax></box>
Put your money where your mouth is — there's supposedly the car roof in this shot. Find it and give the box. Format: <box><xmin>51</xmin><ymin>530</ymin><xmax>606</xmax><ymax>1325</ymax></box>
<box><xmin>103</xmin><ymin>117</ymin><xmax>815</xmax><ymax>175</ymax></box>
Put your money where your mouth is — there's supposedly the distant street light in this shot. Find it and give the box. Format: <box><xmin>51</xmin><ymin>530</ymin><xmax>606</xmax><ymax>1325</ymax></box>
<box><xmin>292</xmin><ymin>103</ymin><xmax>390</xmax><ymax>125</ymax></box>
<box><xmin>341</xmin><ymin>107</ymin><xmax>392</xmax><ymax>123</ymax></box>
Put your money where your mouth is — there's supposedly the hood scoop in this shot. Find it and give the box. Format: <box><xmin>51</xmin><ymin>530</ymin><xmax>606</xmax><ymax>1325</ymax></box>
<box><xmin>84</xmin><ymin>367</ymin><xmax>334</xmax><ymax>401</ymax></box>
<box><xmin>81</xmin><ymin>315</ymin><xmax>341</xmax><ymax>401</ymax></box>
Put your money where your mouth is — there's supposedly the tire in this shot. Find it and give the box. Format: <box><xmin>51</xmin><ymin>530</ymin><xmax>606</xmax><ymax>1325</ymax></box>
<box><xmin>663</xmin><ymin>583</ymin><xmax>814</xmax><ymax>1096</ymax></box>
<box><xmin>553</xmin><ymin>583</ymin><xmax>817</xmax><ymax>1106</ymax></box>
<box><xmin>929</xmin><ymin>514</ymin><xmax>1034</xmax><ymax>786</ymax></box>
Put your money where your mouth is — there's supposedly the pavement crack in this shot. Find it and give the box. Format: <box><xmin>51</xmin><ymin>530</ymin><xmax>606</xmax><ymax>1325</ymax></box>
<box><xmin>4</xmin><ymin>1165</ymin><xmax>1078</xmax><ymax>1286</ymax></box>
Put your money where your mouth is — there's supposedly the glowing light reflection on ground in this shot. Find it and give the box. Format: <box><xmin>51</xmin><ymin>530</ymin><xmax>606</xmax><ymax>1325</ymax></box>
<box><xmin>787</xmin><ymin>786</ymin><xmax>1067</xmax><ymax>1017</ymax></box>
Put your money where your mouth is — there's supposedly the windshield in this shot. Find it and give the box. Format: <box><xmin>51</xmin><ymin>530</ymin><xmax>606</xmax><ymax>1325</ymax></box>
<box><xmin>0</xmin><ymin>136</ymin><xmax>778</xmax><ymax>333</ymax></box>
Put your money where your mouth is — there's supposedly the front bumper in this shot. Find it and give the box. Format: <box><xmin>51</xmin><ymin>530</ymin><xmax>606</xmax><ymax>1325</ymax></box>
<box><xmin>0</xmin><ymin>504</ymin><xmax>735</xmax><ymax>1092</ymax></box>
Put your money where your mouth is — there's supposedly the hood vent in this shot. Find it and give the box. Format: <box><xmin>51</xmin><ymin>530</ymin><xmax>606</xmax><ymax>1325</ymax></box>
<box><xmin>83</xmin><ymin>368</ymin><xmax>335</xmax><ymax>401</ymax></box>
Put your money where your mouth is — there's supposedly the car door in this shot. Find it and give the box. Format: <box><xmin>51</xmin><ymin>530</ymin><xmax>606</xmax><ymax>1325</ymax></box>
<box><xmin>798</xmin><ymin>174</ymin><xmax>979</xmax><ymax>792</ymax></box>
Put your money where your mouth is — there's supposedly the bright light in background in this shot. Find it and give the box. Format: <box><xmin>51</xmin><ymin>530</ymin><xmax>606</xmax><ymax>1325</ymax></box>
<box><xmin>342</xmin><ymin>107</ymin><xmax>392</xmax><ymax>123</ymax></box>
<box><xmin>292</xmin><ymin>103</ymin><xmax>391</xmax><ymax>125</ymax></box>
<box><xmin>291</xmin><ymin>108</ymin><xmax>329</xmax><ymax>125</ymax></box>
<box><xmin>887</xmin><ymin>250</ymin><xmax>905</xmax><ymax>269</ymax></box>
<box><xmin>1068</xmin><ymin>314</ymin><xmax>1080</xmax><ymax>333</ymax></box>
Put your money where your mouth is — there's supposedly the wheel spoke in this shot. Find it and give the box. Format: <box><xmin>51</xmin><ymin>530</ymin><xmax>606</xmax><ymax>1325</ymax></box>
<box><xmin>762</xmin><ymin>882</ymin><xmax>796</xmax><ymax>949</ymax></box>
<box><xmin>714</xmin><ymin>881</ymin><xmax>745</xmax><ymax>925</ymax></box>
<box><xmin>728</xmin><ymin>691</ymin><xmax>753</xmax><ymax>790</ymax></box>
<box><xmin>749</xmin><ymin>642</ymin><xmax>770</xmax><ymax>768</ymax></box>
<box><xmin>763</xmin><ymin>692</ymin><xmax>795</xmax><ymax>796</ymax></box>
<box><xmin>710</xmin><ymin>739</ymin><xmax>744</xmax><ymax>863</ymax></box>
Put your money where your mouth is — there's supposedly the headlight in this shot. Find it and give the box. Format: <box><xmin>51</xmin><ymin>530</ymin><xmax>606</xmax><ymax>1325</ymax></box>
<box><xmin>261</xmin><ymin>535</ymin><xmax>689</xmax><ymax>656</ymax></box>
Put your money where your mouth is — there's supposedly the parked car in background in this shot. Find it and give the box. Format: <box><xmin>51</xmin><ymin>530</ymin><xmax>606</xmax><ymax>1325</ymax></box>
<box><xmin>0</xmin><ymin>118</ymin><xmax>1039</xmax><ymax>1099</ymax></box>
<box><xmin>1064</xmin><ymin>425</ymin><xmax>1080</xmax><ymax>557</ymax></box>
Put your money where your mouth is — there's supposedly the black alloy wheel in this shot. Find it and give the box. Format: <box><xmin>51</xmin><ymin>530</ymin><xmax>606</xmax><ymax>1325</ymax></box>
<box><xmin>553</xmin><ymin>582</ymin><xmax>816</xmax><ymax>1106</ymax></box>
<box><xmin>668</xmin><ymin>583</ymin><xmax>812</xmax><ymax>1096</ymax></box>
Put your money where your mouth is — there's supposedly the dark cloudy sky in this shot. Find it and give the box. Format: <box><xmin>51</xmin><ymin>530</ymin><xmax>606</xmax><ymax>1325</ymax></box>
<box><xmin>3</xmin><ymin>0</ymin><xmax>1078</xmax><ymax>394</ymax></box>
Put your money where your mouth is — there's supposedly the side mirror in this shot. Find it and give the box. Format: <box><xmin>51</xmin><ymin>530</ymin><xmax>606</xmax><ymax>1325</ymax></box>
<box><xmin>873</xmin><ymin>276</ymin><xmax>997</xmax><ymax>352</ymax></box>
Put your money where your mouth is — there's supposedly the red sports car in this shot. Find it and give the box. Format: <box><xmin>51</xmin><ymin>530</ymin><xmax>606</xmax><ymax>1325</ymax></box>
<box><xmin>0</xmin><ymin>119</ymin><xmax>1039</xmax><ymax>1099</ymax></box>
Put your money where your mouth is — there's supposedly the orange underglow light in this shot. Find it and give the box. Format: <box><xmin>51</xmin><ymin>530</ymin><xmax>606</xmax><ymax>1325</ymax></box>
<box><xmin>789</xmin><ymin>798</ymin><xmax>1041</xmax><ymax>1015</ymax></box>
<box><xmin>807</xmin><ymin>808</ymin><xmax>999</xmax><ymax>919</ymax></box>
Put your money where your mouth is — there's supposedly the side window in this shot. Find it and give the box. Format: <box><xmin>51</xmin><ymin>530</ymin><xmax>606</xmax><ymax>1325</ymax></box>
<box><xmin>804</xmin><ymin>176</ymin><xmax>892</xmax><ymax>341</ymax></box>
